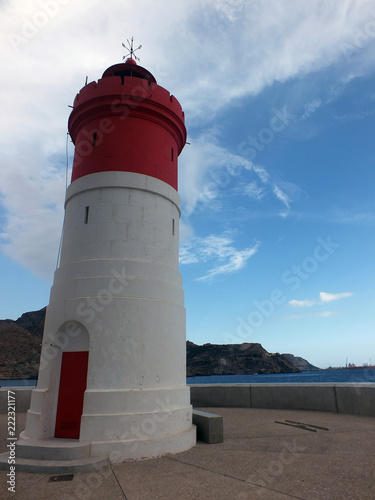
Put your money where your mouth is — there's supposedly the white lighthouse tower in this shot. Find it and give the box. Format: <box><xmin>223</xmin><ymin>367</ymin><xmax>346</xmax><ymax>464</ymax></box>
<box><xmin>16</xmin><ymin>50</ymin><xmax>196</xmax><ymax>466</ymax></box>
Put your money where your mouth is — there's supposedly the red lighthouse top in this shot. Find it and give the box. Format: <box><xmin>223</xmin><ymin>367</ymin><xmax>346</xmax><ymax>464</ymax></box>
<box><xmin>101</xmin><ymin>58</ymin><xmax>156</xmax><ymax>83</ymax></box>
<box><xmin>68</xmin><ymin>58</ymin><xmax>186</xmax><ymax>190</ymax></box>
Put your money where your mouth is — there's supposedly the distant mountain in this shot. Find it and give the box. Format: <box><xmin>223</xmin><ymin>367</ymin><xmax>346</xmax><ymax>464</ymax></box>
<box><xmin>15</xmin><ymin>307</ymin><xmax>46</xmax><ymax>338</ymax></box>
<box><xmin>0</xmin><ymin>318</ymin><xmax>42</xmax><ymax>379</ymax></box>
<box><xmin>186</xmin><ymin>341</ymin><xmax>300</xmax><ymax>376</ymax></box>
<box><xmin>281</xmin><ymin>353</ymin><xmax>320</xmax><ymax>371</ymax></box>
<box><xmin>0</xmin><ymin>308</ymin><xmax>317</xmax><ymax>380</ymax></box>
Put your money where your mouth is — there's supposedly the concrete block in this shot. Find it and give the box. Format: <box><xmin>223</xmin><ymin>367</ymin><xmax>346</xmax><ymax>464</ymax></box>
<box><xmin>192</xmin><ymin>410</ymin><xmax>223</xmax><ymax>444</ymax></box>
<box><xmin>190</xmin><ymin>385</ymin><xmax>251</xmax><ymax>408</ymax></box>
<box><xmin>335</xmin><ymin>384</ymin><xmax>375</xmax><ymax>416</ymax></box>
<box><xmin>251</xmin><ymin>384</ymin><xmax>338</xmax><ymax>413</ymax></box>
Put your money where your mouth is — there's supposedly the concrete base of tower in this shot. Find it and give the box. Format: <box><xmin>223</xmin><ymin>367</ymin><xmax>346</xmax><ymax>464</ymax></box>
<box><xmin>10</xmin><ymin>423</ymin><xmax>195</xmax><ymax>473</ymax></box>
<box><xmin>15</xmin><ymin>402</ymin><xmax>195</xmax><ymax>471</ymax></box>
<box><xmin>80</xmin><ymin>386</ymin><xmax>196</xmax><ymax>460</ymax></box>
<box><xmin>92</xmin><ymin>424</ymin><xmax>196</xmax><ymax>462</ymax></box>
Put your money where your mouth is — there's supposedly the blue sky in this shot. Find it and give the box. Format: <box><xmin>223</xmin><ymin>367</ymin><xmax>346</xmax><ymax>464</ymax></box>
<box><xmin>0</xmin><ymin>0</ymin><xmax>374</xmax><ymax>368</ymax></box>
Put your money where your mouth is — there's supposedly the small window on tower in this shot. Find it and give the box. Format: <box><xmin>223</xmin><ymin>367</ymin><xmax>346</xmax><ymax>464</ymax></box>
<box><xmin>92</xmin><ymin>132</ymin><xmax>97</xmax><ymax>146</ymax></box>
<box><xmin>85</xmin><ymin>206</ymin><xmax>89</xmax><ymax>224</ymax></box>
<box><xmin>172</xmin><ymin>219</ymin><xmax>175</xmax><ymax>235</ymax></box>
<box><xmin>171</xmin><ymin>147</ymin><xmax>174</xmax><ymax>161</ymax></box>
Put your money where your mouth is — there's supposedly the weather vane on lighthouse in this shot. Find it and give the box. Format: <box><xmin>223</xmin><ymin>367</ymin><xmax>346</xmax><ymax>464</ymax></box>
<box><xmin>122</xmin><ymin>36</ymin><xmax>142</xmax><ymax>61</ymax></box>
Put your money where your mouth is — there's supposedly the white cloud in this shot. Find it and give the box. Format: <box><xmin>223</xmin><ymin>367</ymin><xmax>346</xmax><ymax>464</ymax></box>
<box><xmin>288</xmin><ymin>291</ymin><xmax>354</xmax><ymax>309</ymax></box>
<box><xmin>284</xmin><ymin>311</ymin><xmax>338</xmax><ymax>320</ymax></box>
<box><xmin>244</xmin><ymin>182</ymin><xmax>265</xmax><ymax>200</ymax></box>
<box><xmin>179</xmin><ymin>132</ymin><xmax>250</xmax><ymax>215</ymax></box>
<box><xmin>0</xmin><ymin>160</ymin><xmax>65</xmax><ymax>281</ymax></box>
<box><xmin>179</xmin><ymin>131</ymin><xmax>301</xmax><ymax>218</ymax></box>
<box><xmin>251</xmin><ymin>165</ymin><xmax>270</xmax><ymax>184</ymax></box>
<box><xmin>179</xmin><ymin>219</ymin><xmax>195</xmax><ymax>245</ymax></box>
<box><xmin>272</xmin><ymin>184</ymin><xmax>291</xmax><ymax>216</ymax></box>
<box><xmin>319</xmin><ymin>291</ymin><xmax>354</xmax><ymax>302</ymax></box>
<box><xmin>329</xmin><ymin>209</ymin><xmax>375</xmax><ymax>225</ymax></box>
<box><xmin>289</xmin><ymin>299</ymin><xmax>316</xmax><ymax>307</ymax></box>
<box><xmin>180</xmin><ymin>234</ymin><xmax>260</xmax><ymax>282</ymax></box>
<box><xmin>172</xmin><ymin>0</ymin><xmax>375</xmax><ymax>121</ymax></box>
<box><xmin>198</xmin><ymin>246</ymin><xmax>259</xmax><ymax>282</ymax></box>
<box><xmin>302</xmin><ymin>98</ymin><xmax>322</xmax><ymax>119</ymax></box>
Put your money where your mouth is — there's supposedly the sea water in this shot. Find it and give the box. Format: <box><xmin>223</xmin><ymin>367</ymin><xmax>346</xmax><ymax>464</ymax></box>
<box><xmin>0</xmin><ymin>379</ymin><xmax>37</xmax><ymax>388</ymax></box>
<box><xmin>1</xmin><ymin>369</ymin><xmax>375</xmax><ymax>387</ymax></box>
<box><xmin>187</xmin><ymin>368</ymin><xmax>375</xmax><ymax>385</ymax></box>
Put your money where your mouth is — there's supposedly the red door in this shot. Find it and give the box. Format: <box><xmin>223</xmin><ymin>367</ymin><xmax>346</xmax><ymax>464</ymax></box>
<box><xmin>55</xmin><ymin>351</ymin><xmax>89</xmax><ymax>439</ymax></box>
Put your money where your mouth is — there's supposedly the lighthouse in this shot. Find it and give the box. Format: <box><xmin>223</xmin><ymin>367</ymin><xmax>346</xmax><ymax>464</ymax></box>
<box><xmin>18</xmin><ymin>50</ymin><xmax>196</xmax><ymax>465</ymax></box>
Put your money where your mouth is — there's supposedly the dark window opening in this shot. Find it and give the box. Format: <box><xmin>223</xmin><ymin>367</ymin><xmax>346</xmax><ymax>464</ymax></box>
<box><xmin>171</xmin><ymin>147</ymin><xmax>174</xmax><ymax>161</ymax></box>
<box><xmin>172</xmin><ymin>219</ymin><xmax>175</xmax><ymax>235</ymax></box>
<box><xmin>114</xmin><ymin>70</ymin><xmax>150</xmax><ymax>86</ymax></box>
<box><xmin>92</xmin><ymin>132</ymin><xmax>97</xmax><ymax>146</ymax></box>
<box><xmin>85</xmin><ymin>206</ymin><xmax>89</xmax><ymax>224</ymax></box>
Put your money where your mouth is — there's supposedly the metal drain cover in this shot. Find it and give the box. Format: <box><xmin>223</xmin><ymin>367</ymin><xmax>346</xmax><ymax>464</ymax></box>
<box><xmin>48</xmin><ymin>474</ymin><xmax>74</xmax><ymax>482</ymax></box>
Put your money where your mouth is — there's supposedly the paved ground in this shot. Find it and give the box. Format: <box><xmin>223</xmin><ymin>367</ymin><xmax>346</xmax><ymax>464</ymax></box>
<box><xmin>0</xmin><ymin>408</ymin><xmax>374</xmax><ymax>500</ymax></box>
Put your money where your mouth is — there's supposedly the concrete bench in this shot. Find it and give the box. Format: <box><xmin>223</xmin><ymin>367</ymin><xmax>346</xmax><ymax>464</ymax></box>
<box><xmin>192</xmin><ymin>409</ymin><xmax>223</xmax><ymax>444</ymax></box>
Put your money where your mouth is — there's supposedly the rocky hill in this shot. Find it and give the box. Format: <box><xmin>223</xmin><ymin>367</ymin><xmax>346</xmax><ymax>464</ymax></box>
<box><xmin>15</xmin><ymin>307</ymin><xmax>46</xmax><ymax>338</ymax></box>
<box><xmin>282</xmin><ymin>353</ymin><xmax>320</xmax><ymax>371</ymax></box>
<box><xmin>186</xmin><ymin>341</ymin><xmax>300</xmax><ymax>376</ymax></box>
<box><xmin>0</xmin><ymin>308</ymin><xmax>316</xmax><ymax>379</ymax></box>
<box><xmin>0</xmin><ymin>308</ymin><xmax>45</xmax><ymax>379</ymax></box>
<box><xmin>0</xmin><ymin>320</ymin><xmax>42</xmax><ymax>379</ymax></box>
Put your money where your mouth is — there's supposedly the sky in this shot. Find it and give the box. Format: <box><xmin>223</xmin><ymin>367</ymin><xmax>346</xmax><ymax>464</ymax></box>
<box><xmin>0</xmin><ymin>0</ymin><xmax>374</xmax><ymax>369</ymax></box>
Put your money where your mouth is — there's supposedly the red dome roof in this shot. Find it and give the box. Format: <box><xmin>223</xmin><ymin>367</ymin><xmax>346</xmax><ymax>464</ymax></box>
<box><xmin>102</xmin><ymin>59</ymin><xmax>156</xmax><ymax>84</ymax></box>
